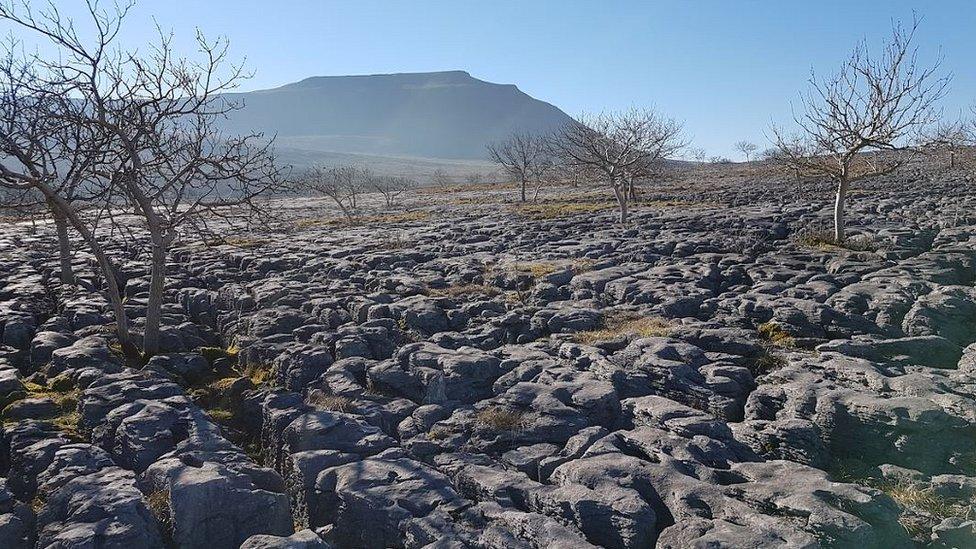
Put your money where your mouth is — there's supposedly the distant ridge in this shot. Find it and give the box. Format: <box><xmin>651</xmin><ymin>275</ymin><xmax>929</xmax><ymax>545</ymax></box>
<box><xmin>218</xmin><ymin>70</ymin><xmax>575</xmax><ymax>160</ymax></box>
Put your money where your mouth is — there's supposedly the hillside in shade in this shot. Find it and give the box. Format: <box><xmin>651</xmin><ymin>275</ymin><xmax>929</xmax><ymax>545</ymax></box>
<box><xmin>218</xmin><ymin>70</ymin><xmax>575</xmax><ymax>161</ymax></box>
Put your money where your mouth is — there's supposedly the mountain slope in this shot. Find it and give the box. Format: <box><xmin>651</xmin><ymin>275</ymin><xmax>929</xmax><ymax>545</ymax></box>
<box><xmin>219</xmin><ymin>70</ymin><xmax>574</xmax><ymax>160</ymax></box>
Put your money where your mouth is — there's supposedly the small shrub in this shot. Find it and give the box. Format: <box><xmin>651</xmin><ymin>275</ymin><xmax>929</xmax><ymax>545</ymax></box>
<box><xmin>475</xmin><ymin>407</ymin><xmax>525</xmax><ymax>431</ymax></box>
<box><xmin>751</xmin><ymin>351</ymin><xmax>787</xmax><ymax>376</ymax></box>
<box><xmin>574</xmin><ymin>312</ymin><xmax>672</xmax><ymax>344</ymax></box>
<box><xmin>757</xmin><ymin>322</ymin><xmax>796</xmax><ymax>348</ymax></box>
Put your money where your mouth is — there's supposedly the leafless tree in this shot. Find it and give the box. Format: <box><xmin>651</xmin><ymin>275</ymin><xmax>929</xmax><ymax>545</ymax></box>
<box><xmin>487</xmin><ymin>132</ymin><xmax>553</xmax><ymax>202</ymax></box>
<box><xmin>301</xmin><ymin>165</ymin><xmax>366</xmax><ymax>220</ymax></box>
<box><xmin>0</xmin><ymin>44</ymin><xmax>86</xmax><ymax>285</ymax></box>
<box><xmin>0</xmin><ymin>25</ymin><xmax>137</xmax><ymax>356</ymax></box>
<box><xmin>555</xmin><ymin>162</ymin><xmax>589</xmax><ymax>188</ymax></box>
<box><xmin>922</xmin><ymin>118</ymin><xmax>970</xmax><ymax>168</ymax></box>
<box><xmin>688</xmin><ymin>147</ymin><xmax>707</xmax><ymax>163</ymax></box>
<box><xmin>431</xmin><ymin>168</ymin><xmax>452</xmax><ymax>189</ymax></box>
<box><xmin>772</xmin><ymin>17</ymin><xmax>949</xmax><ymax>242</ymax></box>
<box><xmin>371</xmin><ymin>174</ymin><xmax>415</xmax><ymax>209</ymax></box>
<box><xmin>464</xmin><ymin>172</ymin><xmax>483</xmax><ymax>186</ymax></box>
<box><xmin>2</xmin><ymin>0</ymin><xmax>285</xmax><ymax>357</ymax></box>
<box><xmin>734</xmin><ymin>140</ymin><xmax>758</xmax><ymax>161</ymax></box>
<box><xmin>552</xmin><ymin>108</ymin><xmax>686</xmax><ymax>222</ymax></box>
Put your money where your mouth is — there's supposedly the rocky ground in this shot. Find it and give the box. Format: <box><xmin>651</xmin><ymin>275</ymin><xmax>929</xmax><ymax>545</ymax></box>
<box><xmin>1</xmin><ymin>160</ymin><xmax>976</xmax><ymax>548</ymax></box>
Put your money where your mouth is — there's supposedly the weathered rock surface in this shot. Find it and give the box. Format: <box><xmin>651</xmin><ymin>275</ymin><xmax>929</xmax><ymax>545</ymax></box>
<box><xmin>3</xmin><ymin>170</ymin><xmax>976</xmax><ymax>547</ymax></box>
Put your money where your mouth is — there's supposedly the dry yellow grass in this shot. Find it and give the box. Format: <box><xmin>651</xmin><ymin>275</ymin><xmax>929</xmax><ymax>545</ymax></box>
<box><xmin>199</xmin><ymin>344</ymin><xmax>239</xmax><ymax>364</ymax></box>
<box><xmin>794</xmin><ymin>228</ymin><xmax>877</xmax><ymax>253</ymax></box>
<box><xmin>241</xmin><ymin>363</ymin><xmax>271</xmax><ymax>386</ymax></box>
<box><xmin>513</xmin><ymin>262</ymin><xmax>559</xmax><ymax>278</ymax></box>
<box><xmin>146</xmin><ymin>489</ymin><xmax>172</xmax><ymax>537</ymax></box>
<box><xmin>880</xmin><ymin>481</ymin><xmax>968</xmax><ymax>538</ymax></box>
<box><xmin>573</xmin><ymin>313</ymin><xmax>672</xmax><ymax>344</ymax></box>
<box><xmin>884</xmin><ymin>482</ymin><xmax>955</xmax><ymax>516</ymax></box>
<box><xmin>30</xmin><ymin>494</ymin><xmax>46</xmax><ymax>514</ymax></box>
<box><xmin>207</xmin><ymin>408</ymin><xmax>234</xmax><ymax>422</ymax></box>
<box><xmin>757</xmin><ymin>322</ymin><xmax>796</xmax><ymax>348</ymax></box>
<box><xmin>426</xmin><ymin>425</ymin><xmax>451</xmax><ymax>440</ymax></box>
<box><xmin>513</xmin><ymin>201</ymin><xmax>613</xmax><ymax>220</ymax></box>
<box><xmin>510</xmin><ymin>259</ymin><xmax>593</xmax><ymax>279</ymax></box>
<box><xmin>308</xmin><ymin>393</ymin><xmax>354</xmax><ymax>413</ymax></box>
<box><xmin>475</xmin><ymin>407</ymin><xmax>525</xmax><ymax>431</ymax></box>
<box><xmin>13</xmin><ymin>383</ymin><xmax>82</xmax><ymax>438</ymax></box>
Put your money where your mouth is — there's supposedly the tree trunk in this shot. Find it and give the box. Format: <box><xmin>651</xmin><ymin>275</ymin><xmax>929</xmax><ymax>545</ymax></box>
<box><xmin>37</xmin><ymin>189</ymin><xmax>140</xmax><ymax>364</ymax></box>
<box><xmin>950</xmin><ymin>150</ymin><xmax>956</xmax><ymax>169</ymax></box>
<box><xmin>51</xmin><ymin>207</ymin><xmax>75</xmax><ymax>285</ymax></box>
<box><xmin>520</xmin><ymin>179</ymin><xmax>526</xmax><ymax>202</ymax></box>
<box><xmin>92</xmin><ymin>245</ymin><xmax>140</xmax><ymax>363</ymax></box>
<box><xmin>613</xmin><ymin>183</ymin><xmax>629</xmax><ymax>223</ymax></box>
<box><xmin>834</xmin><ymin>179</ymin><xmax>849</xmax><ymax>242</ymax></box>
<box><xmin>142</xmin><ymin>239</ymin><xmax>169</xmax><ymax>357</ymax></box>
<box><xmin>627</xmin><ymin>178</ymin><xmax>638</xmax><ymax>201</ymax></box>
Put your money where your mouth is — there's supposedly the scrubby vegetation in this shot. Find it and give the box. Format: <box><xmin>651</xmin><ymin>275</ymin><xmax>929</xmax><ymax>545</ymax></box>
<box><xmin>513</xmin><ymin>201</ymin><xmax>613</xmax><ymax>220</ymax></box>
<box><xmin>475</xmin><ymin>407</ymin><xmax>526</xmax><ymax>431</ymax></box>
<box><xmin>794</xmin><ymin>227</ymin><xmax>878</xmax><ymax>252</ymax></box>
<box><xmin>574</xmin><ymin>312</ymin><xmax>672</xmax><ymax>344</ymax></box>
<box><xmin>757</xmin><ymin>322</ymin><xmax>796</xmax><ymax>349</ymax></box>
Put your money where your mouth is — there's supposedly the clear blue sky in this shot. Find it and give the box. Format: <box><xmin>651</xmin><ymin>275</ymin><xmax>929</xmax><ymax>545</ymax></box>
<box><xmin>4</xmin><ymin>0</ymin><xmax>974</xmax><ymax>159</ymax></box>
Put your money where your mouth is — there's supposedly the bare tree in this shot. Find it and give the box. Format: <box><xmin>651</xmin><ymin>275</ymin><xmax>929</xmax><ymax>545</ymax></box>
<box><xmin>552</xmin><ymin>108</ymin><xmax>685</xmax><ymax>222</ymax></box>
<box><xmin>0</xmin><ymin>9</ymin><xmax>139</xmax><ymax>358</ymax></box>
<box><xmin>301</xmin><ymin>165</ymin><xmax>366</xmax><ymax>220</ymax></box>
<box><xmin>371</xmin><ymin>174</ymin><xmax>415</xmax><ymax>209</ymax></box>
<box><xmin>772</xmin><ymin>17</ymin><xmax>949</xmax><ymax>242</ymax></box>
<box><xmin>487</xmin><ymin>132</ymin><xmax>553</xmax><ymax>202</ymax></box>
<box><xmin>0</xmin><ymin>44</ymin><xmax>86</xmax><ymax>285</ymax></box>
<box><xmin>688</xmin><ymin>147</ymin><xmax>707</xmax><ymax>162</ymax></box>
<box><xmin>734</xmin><ymin>140</ymin><xmax>758</xmax><ymax>161</ymax></box>
<box><xmin>2</xmin><ymin>0</ymin><xmax>284</xmax><ymax>357</ymax></box>
<box><xmin>922</xmin><ymin>118</ymin><xmax>970</xmax><ymax>168</ymax></box>
<box><xmin>464</xmin><ymin>173</ymin><xmax>483</xmax><ymax>186</ymax></box>
<box><xmin>431</xmin><ymin>169</ymin><xmax>452</xmax><ymax>189</ymax></box>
